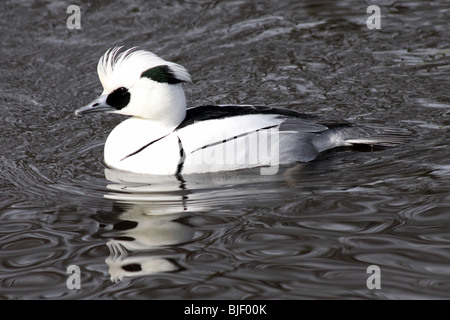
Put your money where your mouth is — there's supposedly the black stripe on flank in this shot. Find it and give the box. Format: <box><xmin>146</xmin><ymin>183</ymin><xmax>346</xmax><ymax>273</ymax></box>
<box><xmin>176</xmin><ymin>163</ymin><xmax>184</xmax><ymax>176</ymax></box>
<box><xmin>141</xmin><ymin>65</ymin><xmax>185</xmax><ymax>84</ymax></box>
<box><xmin>120</xmin><ymin>133</ymin><xmax>171</xmax><ymax>161</ymax></box>
<box><xmin>189</xmin><ymin>125</ymin><xmax>278</xmax><ymax>154</ymax></box>
<box><xmin>175</xmin><ymin>136</ymin><xmax>185</xmax><ymax>176</ymax></box>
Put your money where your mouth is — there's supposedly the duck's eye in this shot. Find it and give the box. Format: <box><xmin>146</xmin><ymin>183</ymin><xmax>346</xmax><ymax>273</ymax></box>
<box><xmin>106</xmin><ymin>87</ymin><xmax>130</xmax><ymax>110</ymax></box>
<box><xmin>117</xmin><ymin>87</ymin><xmax>127</xmax><ymax>95</ymax></box>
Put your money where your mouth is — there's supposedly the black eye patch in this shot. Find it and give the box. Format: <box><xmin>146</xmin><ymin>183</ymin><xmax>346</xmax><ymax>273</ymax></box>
<box><xmin>141</xmin><ymin>65</ymin><xmax>184</xmax><ymax>84</ymax></box>
<box><xmin>121</xmin><ymin>264</ymin><xmax>142</xmax><ymax>272</ymax></box>
<box><xmin>106</xmin><ymin>86</ymin><xmax>130</xmax><ymax>110</ymax></box>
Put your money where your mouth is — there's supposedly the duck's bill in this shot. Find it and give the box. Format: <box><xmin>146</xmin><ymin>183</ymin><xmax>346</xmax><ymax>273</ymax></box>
<box><xmin>74</xmin><ymin>94</ymin><xmax>115</xmax><ymax>116</ymax></box>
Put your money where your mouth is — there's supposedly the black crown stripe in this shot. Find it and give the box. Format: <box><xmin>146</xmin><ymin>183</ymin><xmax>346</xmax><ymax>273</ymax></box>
<box><xmin>141</xmin><ymin>65</ymin><xmax>185</xmax><ymax>84</ymax></box>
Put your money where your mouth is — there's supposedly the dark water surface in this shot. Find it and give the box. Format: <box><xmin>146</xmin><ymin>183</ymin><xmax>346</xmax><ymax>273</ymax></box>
<box><xmin>1</xmin><ymin>0</ymin><xmax>449</xmax><ymax>299</ymax></box>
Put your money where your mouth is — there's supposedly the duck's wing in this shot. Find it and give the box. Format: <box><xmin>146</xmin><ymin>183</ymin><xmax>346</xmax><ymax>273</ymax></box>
<box><xmin>175</xmin><ymin>105</ymin><xmax>327</xmax><ymax>155</ymax></box>
<box><xmin>174</xmin><ymin>105</ymin><xmax>411</xmax><ymax>174</ymax></box>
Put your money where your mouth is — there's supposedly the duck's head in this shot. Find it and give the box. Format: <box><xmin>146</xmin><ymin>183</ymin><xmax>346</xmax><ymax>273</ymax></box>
<box><xmin>75</xmin><ymin>47</ymin><xmax>191</xmax><ymax>126</ymax></box>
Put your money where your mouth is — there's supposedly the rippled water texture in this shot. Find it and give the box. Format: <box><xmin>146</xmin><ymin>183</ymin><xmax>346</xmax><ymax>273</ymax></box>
<box><xmin>1</xmin><ymin>1</ymin><xmax>449</xmax><ymax>299</ymax></box>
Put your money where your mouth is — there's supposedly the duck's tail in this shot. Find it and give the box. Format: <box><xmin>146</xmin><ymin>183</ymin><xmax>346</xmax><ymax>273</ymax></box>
<box><xmin>314</xmin><ymin>123</ymin><xmax>412</xmax><ymax>153</ymax></box>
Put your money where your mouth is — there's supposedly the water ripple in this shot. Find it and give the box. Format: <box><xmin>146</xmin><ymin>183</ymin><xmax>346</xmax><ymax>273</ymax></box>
<box><xmin>1</xmin><ymin>0</ymin><xmax>449</xmax><ymax>299</ymax></box>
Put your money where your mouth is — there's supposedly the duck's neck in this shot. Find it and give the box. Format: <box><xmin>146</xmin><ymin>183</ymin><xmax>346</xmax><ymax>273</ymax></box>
<box><xmin>133</xmin><ymin>84</ymin><xmax>188</xmax><ymax>129</ymax></box>
<box><xmin>157</xmin><ymin>105</ymin><xmax>186</xmax><ymax>129</ymax></box>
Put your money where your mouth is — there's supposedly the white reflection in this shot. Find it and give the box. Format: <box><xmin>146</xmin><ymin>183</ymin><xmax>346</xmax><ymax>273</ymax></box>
<box><xmin>103</xmin><ymin>167</ymin><xmax>295</xmax><ymax>282</ymax></box>
<box><xmin>106</xmin><ymin>254</ymin><xmax>179</xmax><ymax>283</ymax></box>
<box><xmin>104</xmin><ymin>202</ymin><xmax>194</xmax><ymax>282</ymax></box>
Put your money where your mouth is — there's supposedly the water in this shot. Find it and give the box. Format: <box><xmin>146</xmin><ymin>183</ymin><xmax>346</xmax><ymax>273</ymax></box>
<box><xmin>0</xmin><ymin>0</ymin><xmax>449</xmax><ymax>299</ymax></box>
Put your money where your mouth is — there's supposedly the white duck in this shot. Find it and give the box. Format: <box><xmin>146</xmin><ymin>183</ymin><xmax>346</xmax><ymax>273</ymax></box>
<box><xmin>75</xmin><ymin>47</ymin><xmax>408</xmax><ymax>175</ymax></box>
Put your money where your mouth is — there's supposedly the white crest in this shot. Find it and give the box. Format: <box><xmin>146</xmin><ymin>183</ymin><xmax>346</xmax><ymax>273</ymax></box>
<box><xmin>97</xmin><ymin>47</ymin><xmax>191</xmax><ymax>92</ymax></box>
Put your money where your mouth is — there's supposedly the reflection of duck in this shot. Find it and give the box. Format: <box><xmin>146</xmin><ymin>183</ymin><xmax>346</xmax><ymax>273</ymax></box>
<box><xmin>75</xmin><ymin>47</ymin><xmax>410</xmax><ymax>175</ymax></box>
<box><xmin>102</xmin><ymin>159</ymin><xmax>359</xmax><ymax>282</ymax></box>
<box><xmin>108</xmin><ymin>206</ymin><xmax>194</xmax><ymax>251</ymax></box>
<box><xmin>105</xmin><ymin>203</ymin><xmax>194</xmax><ymax>282</ymax></box>
<box><xmin>103</xmin><ymin>167</ymin><xmax>296</xmax><ymax>282</ymax></box>
<box><xmin>106</xmin><ymin>253</ymin><xmax>180</xmax><ymax>283</ymax></box>
<box><xmin>104</xmin><ymin>167</ymin><xmax>292</xmax><ymax>212</ymax></box>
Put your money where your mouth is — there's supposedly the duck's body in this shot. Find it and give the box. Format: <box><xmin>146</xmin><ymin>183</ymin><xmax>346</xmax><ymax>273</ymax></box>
<box><xmin>104</xmin><ymin>104</ymin><xmax>312</xmax><ymax>175</ymax></box>
<box><xmin>75</xmin><ymin>47</ymin><xmax>409</xmax><ymax>175</ymax></box>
